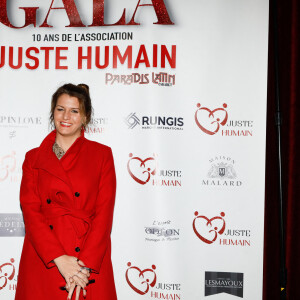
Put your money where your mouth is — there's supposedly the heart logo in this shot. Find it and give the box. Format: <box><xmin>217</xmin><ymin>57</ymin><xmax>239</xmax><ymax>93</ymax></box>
<box><xmin>193</xmin><ymin>212</ymin><xmax>226</xmax><ymax>244</ymax></box>
<box><xmin>127</xmin><ymin>153</ymin><xmax>157</xmax><ymax>185</ymax></box>
<box><xmin>0</xmin><ymin>152</ymin><xmax>16</xmax><ymax>182</ymax></box>
<box><xmin>0</xmin><ymin>258</ymin><xmax>15</xmax><ymax>290</ymax></box>
<box><xmin>195</xmin><ymin>103</ymin><xmax>228</xmax><ymax>135</ymax></box>
<box><xmin>125</xmin><ymin>262</ymin><xmax>157</xmax><ymax>295</ymax></box>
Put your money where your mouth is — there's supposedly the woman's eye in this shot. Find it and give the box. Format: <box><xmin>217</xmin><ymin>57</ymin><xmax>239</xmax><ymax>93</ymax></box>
<box><xmin>72</xmin><ymin>110</ymin><xmax>79</xmax><ymax>113</ymax></box>
<box><xmin>57</xmin><ymin>108</ymin><xmax>63</xmax><ymax>111</ymax></box>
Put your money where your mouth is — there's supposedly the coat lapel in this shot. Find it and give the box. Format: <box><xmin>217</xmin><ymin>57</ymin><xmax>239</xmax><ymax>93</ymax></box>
<box><xmin>32</xmin><ymin>128</ymin><xmax>86</xmax><ymax>189</ymax></box>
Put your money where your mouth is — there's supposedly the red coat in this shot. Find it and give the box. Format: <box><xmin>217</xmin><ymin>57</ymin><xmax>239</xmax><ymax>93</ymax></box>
<box><xmin>15</xmin><ymin>129</ymin><xmax>117</xmax><ymax>300</ymax></box>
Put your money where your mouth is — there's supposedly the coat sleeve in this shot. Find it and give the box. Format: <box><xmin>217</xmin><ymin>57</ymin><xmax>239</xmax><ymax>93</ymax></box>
<box><xmin>20</xmin><ymin>151</ymin><xmax>66</xmax><ymax>268</ymax></box>
<box><xmin>78</xmin><ymin>147</ymin><xmax>116</xmax><ymax>273</ymax></box>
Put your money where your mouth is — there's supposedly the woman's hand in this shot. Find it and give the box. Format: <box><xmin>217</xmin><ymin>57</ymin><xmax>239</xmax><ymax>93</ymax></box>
<box><xmin>65</xmin><ymin>267</ymin><xmax>90</xmax><ymax>300</ymax></box>
<box><xmin>53</xmin><ymin>255</ymin><xmax>89</xmax><ymax>290</ymax></box>
<box><xmin>66</xmin><ymin>282</ymin><xmax>87</xmax><ymax>300</ymax></box>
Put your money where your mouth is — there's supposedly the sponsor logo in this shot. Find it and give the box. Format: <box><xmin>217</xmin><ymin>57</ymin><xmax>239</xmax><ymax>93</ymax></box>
<box><xmin>0</xmin><ymin>214</ymin><xmax>25</xmax><ymax>237</ymax></box>
<box><xmin>151</xmin><ymin>282</ymin><xmax>181</xmax><ymax>299</ymax></box>
<box><xmin>0</xmin><ymin>258</ymin><xmax>17</xmax><ymax>291</ymax></box>
<box><xmin>0</xmin><ymin>152</ymin><xmax>20</xmax><ymax>183</ymax></box>
<box><xmin>0</xmin><ymin>116</ymin><xmax>42</xmax><ymax>130</ymax></box>
<box><xmin>205</xmin><ymin>271</ymin><xmax>244</xmax><ymax>298</ymax></box>
<box><xmin>125</xmin><ymin>262</ymin><xmax>157</xmax><ymax>295</ymax></box>
<box><xmin>195</xmin><ymin>103</ymin><xmax>228</xmax><ymax>135</ymax></box>
<box><xmin>106</xmin><ymin>72</ymin><xmax>175</xmax><ymax>86</ymax></box>
<box><xmin>145</xmin><ymin>220</ymin><xmax>180</xmax><ymax>242</ymax></box>
<box><xmin>202</xmin><ymin>156</ymin><xmax>242</xmax><ymax>187</ymax></box>
<box><xmin>125</xmin><ymin>113</ymin><xmax>140</xmax><ymax>129</ymax></box>
<box><xmin>127</xmin><ymin>153</ymin><xmax>157</xmax><ymax>185</ymax></box>
<box><xmin>193</xmin><ymin>212</ymin><xmax>226</xmax><ymax>244</ymax></box>
<box><xmin>9</xmin><ymin>131</ymin><xmax>16</xmax><ymax>139</ymax></box>
<box><xmin>127</xmin><ymin>153</ymin><xmax>182</xmax><ymax>187</ymax></box>
<box><xmin>224</xmin><ymin>120</ymin><xmax>254</xmax><ymax>136</ymax></box>
<box><xmin>195</xmin><ymin>103</ymin><xmax>254</xmax><ymax>137</ymax></box>
<box><xmin>85</xmin><ymin>117</ymin><xmax>108</xmax><ymax>134</ymax></box>
<box><xmin>152</xmin><ymin>72</ymin><xmax>175</xmax><ymax>86</ymax></box>
<box><xmin>193</xmin><ymin>212</ymin><xmax>251</xmax><ymax>247</ymax></box>
<box><xmin>125</xmin><ymin>113</ymin><xmax>184</xmax><ymax>131</ymax></box>
<box><xmin>125</xmin><ymin>262</ymin><xmax>181</xmax><ymax>299</ymax></box>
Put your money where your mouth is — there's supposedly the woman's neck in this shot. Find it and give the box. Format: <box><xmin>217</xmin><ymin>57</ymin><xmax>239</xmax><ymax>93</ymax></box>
<box><xmin>55</xmin><ymin>132</ymin><xmax>81</xmax><ymax>152</ymax></box>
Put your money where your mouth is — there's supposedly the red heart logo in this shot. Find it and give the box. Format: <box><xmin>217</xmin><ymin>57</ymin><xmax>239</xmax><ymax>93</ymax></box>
<box><xmin>0</xmin><ymin>258</ymin><xmax>15</xmax><ymax>290</ymax></box>
<box><xmin>193</xmin><ymin>212</ymin><xmax>226</xmax><ymax>244</ymax></box>
<box><xmin>125</xmin><ymin>262</ymin><xmax>157</xmax><ymax>295</ymax></box>
<box><xmin>127</xmin><ymin>153</ymin><xmax>157</xmax><ymax>185</ymax></box>
<box><xmin>0</xmin><ymin>152</ymin><xmax>16</xmax><ymax>182</ymax></box>
<box><xmin>195</xmin><ymin>103</ymin><xmax>228</xmax><ymax>135</ymax></box>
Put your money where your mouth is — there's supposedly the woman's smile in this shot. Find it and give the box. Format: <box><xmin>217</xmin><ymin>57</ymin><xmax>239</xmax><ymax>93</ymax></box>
<box><xmin>60</xmin><ymin>122</ymin><xmax>72</xmax><ymax>127</ymax></box>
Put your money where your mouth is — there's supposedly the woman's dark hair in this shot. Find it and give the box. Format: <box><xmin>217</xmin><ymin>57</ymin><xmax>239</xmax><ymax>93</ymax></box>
<box><xmin>50</xmin><ymin>83</ymin><xmax>93</xmax><ymax>129</ymax></box>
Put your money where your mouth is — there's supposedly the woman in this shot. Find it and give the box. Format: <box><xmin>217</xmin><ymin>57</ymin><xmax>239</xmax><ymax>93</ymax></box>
<box><xmin>15</xmin><ymin>84</ymin><xmax>117</xmax><ymax>300</ymax></box>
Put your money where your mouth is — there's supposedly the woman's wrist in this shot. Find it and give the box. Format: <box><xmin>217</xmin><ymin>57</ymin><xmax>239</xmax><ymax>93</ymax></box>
<box><xmin>53</xmin><ymin>254</ymin><xmax>67</xmax><ymax>265</ymax></box>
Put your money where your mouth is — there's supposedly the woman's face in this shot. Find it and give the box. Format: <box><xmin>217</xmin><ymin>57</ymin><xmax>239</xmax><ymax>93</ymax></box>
<box><xmin>53</xmin><ymin>94</ymin><xmax>86</xmax><ymax>138</ymax></box>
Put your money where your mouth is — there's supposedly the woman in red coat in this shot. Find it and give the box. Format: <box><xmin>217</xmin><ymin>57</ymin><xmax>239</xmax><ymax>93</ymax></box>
<box><xmin>15</xmin><ymin>84</ymin><xmax>117</xmax><ymax>300</ymax></box>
